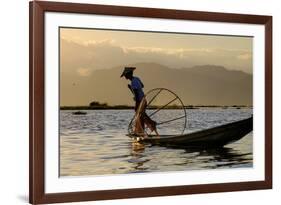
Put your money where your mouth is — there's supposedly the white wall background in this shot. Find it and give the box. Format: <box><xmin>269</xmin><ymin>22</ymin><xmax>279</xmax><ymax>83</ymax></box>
<box><xmin>0</xmin><ymin>0</ymin><xmax>279</xmax><ymax>204</ymax></box>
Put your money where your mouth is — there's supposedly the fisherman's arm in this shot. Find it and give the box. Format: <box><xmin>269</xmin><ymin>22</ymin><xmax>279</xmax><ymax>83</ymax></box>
<box><xmin>133</xmin><ymin>89</ymin><xmax>140</xmax><ymax>102</ymax></box>
<box><xmin>133</xmin><ymin>89</ymin><xmax>140</xmax><ymax>110</ymax></box>
<box><xmin>127</xmin><ymin>84</ymin><xmax>139</xmax><ymax>101</ymax></box>
<box><xmin>127</xmin><ymin>84</ymin><xmax>133</xmax><ymax>92</ymax></box>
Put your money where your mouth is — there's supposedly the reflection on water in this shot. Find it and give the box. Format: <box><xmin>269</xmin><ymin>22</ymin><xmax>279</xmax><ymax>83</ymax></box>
<box><xmin>60</xmin><ymin>108</ymin><xmax>253</xmax><ymax>176</ymax></box>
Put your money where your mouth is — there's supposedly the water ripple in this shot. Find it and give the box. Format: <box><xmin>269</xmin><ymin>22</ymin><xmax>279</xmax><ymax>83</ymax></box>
<box><xmin>60</xmin><ymin>108</ymin><xmax>253</xmax><ymax>176</ymax></box>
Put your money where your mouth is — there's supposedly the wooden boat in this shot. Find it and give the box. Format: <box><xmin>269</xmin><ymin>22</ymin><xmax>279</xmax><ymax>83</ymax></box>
<box><xmin>128</xmin><ymin>116</ymin><xmax>253</xmax><ymax>148</ymax></box>
<box><xmin>72</xmin><ymin>111</ymin><xmax>87</xmax><ymax>115</ymax></box>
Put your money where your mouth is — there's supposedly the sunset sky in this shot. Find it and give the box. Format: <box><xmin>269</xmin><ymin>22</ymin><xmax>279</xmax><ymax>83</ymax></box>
<box><xmin>60</xmin><ymin>27</ymin><xmax>253</xmax><ymax>75</ymax></box>
<box><xmin>60</xmin><ymin>27</ymin><xmax>253</xmax><ymax>106</ymax></box>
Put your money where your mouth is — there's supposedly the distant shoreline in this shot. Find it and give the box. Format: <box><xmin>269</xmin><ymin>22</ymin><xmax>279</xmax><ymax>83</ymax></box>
<box><xmin>60</xmin><ymin>105</ymin><xmax>253</xmax><ymax>110</ymax></box>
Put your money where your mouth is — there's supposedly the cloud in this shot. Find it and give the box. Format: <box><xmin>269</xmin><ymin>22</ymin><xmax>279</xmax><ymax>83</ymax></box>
<box><xmin>60</xmin><ymin>38</ymin><xmax>252</xmax><ymax>74</ymax></box>
<box><xmin>237</xmin><ymin>53</ymin><xmax>252</xmax><ymax>60</ymax></box>
<box><xmin>83</xmin><ymin>39</ymin><xmax>116</xmax><ymax>46</ymax></box>
<box><xmin>77</xmin><ymin>68</ymin><xmax>91</xmax><ymax>76</ymax></box>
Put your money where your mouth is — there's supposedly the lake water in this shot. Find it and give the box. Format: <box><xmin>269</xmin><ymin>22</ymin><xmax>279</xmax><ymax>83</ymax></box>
<box><xmin>60</xmin><ymin>108</ymin><xmax>253</xmax><ymax>176</ymax></box>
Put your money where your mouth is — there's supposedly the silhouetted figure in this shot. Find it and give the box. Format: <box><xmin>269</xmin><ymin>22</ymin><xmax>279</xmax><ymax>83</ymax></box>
<box><xmin>121</xmin><ymin>67</ymin><xmax>158</xmax><ymax>136</ymax></box>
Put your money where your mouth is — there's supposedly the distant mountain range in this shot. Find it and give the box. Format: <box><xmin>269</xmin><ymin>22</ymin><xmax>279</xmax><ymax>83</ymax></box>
<box><xmin>60</xmin><ymin>63</ymin><xmax>252</xmax><ymax>106</ymax></box>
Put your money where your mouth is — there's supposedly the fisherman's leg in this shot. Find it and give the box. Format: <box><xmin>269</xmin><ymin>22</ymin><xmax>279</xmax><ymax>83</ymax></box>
<box><xmin>135</xmin><ymin>119</ymin><xmax>144</xmax><ymax>135</ymax></box>
<box><xmin>134</xmin><ymin>101</ymin><xmax>145</xmax><ymax>135</ymax></box>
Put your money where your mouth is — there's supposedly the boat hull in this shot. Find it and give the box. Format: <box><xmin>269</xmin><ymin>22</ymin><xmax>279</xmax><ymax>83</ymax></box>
<box><xmin>128</xmin><ymin>117</ymin><xmax>253</xmax><ymax>148</ymax></box>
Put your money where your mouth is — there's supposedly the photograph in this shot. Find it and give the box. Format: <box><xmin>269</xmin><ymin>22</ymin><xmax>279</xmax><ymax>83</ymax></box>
<box><xmin>59</xmin><ymin>27</ymin><xmax>253</xmax><ymax>177</ymax></box>
<box><xmin>29</xmin><ymin>1</ymin><xmax>272</xmax><ymax>203</ymax></box>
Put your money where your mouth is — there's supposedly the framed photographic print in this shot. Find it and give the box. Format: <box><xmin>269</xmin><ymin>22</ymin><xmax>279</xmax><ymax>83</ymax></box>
<box><xmin>29</xmin><ymin>1</ymin><xmax>272</xmax><ymax>204</ymax></box>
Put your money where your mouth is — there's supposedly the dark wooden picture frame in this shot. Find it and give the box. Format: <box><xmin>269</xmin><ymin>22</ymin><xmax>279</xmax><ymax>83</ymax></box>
<box><xmin>29</xmin><ymin>1</ymin><xmax>272</xmax><ymax>204</ymax></box>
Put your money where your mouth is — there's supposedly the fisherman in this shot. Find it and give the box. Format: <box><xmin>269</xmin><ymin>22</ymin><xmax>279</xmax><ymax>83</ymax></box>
<box><xmin>120</xmin><ymin>66</ymin><xmax>158</xmax><ymax>136</ymax></box>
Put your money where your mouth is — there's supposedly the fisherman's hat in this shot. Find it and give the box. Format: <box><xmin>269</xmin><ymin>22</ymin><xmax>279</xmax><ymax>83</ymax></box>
<box><xmin>120</xmin><ymin>66</ymin><xmax>136</xmax><ymax>77</ymax></box>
